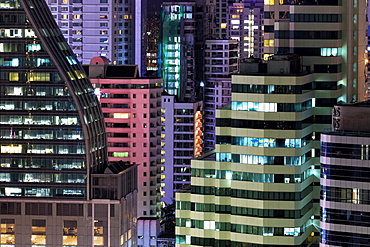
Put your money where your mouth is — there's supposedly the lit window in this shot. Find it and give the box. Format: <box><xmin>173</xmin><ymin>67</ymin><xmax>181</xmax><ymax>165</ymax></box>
<box><xmin>94</xmin><ymin>236</ymin><xmax>104</xmax><ymax>245</ymax></box>
<box><xmin>113</xmin><ymin>113</ymin><xmax>129</xmax><ymax>119</ymax></box>
<box><xmin>73</xmin><ymin>15</ymin><xmax>82</xmax><ymax>19</ymax></box>
<box><xmin>113</xmin><ymin>152</ymin><xmax>129</xmax><ymax>157</ymax></box>
<box><xmin>263</xmin><ymin>39</ymin><xmax>274</xmax><ymax>47</ymax></box>
<box><xmin>9</xmin><ymin>72</ymin><xmax>19</xmax><ymax>81</ymax></box>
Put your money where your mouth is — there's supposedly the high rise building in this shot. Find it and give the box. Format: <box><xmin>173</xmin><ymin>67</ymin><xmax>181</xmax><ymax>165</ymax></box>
<box><xmin>85</xmin><ymin>56</ymin><xmax>163</xmax><ymax>219</ymax></box>
<box><xmin>161</xmin><ymin>94</ymin><xmax>203</xmax><ymax>204</ymax></box>
<box><xmin>160</xmin><ymin>1</ymin><xmax>199</xmax><ymax>102</ymax></box>
<box><xmin>176</xmin><ymin>0</ymin><xmax>368</xmax><ymax>246</ymax></box>
<box><xmin>176</xmin><ymin>56</ymin><xmax>321</xmax><ymax>246</ymax></box>
<box><xmin>263</xmin><ymin>0</ymin><xmax>367</xmax><ymax>102</ymax></box>
<box><xmin>0</xmin><ymin>0</ymin><xmax>137</xmax><ymax>246</ymax></box>
<box><xmin>227</xmin><ymin>0</ymin><xmax>264</xmax><ymax>59</ymax></box>
<box><xmin>46</xmin><ymin>0</ymin><xmax>147</xmax><ymax>74</ymax></box>
<box><xmin>321</xmin><ymin>102</ymin><xmax>370</xmax><ymax>246</ymax></box>
<box><xmin>203</xmin><ymin>39</ymin><xmax>238</xmax><ymax>151</ymax></box>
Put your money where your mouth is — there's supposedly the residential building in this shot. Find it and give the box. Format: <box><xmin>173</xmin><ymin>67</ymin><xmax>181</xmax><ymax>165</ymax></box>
<box><xmin>227</xmin><ymin>0</ymin><xmax>264</xmax><ymax>59</ymax></box>
<box><xmin>161</xmin><ymin>94</ymin><xmax>203</xmax><ymax>205</ymax></box>
<box><xmin>321</xmin><ymin>102</ymin><xmax>370</xmax><ymax>246</ymax></box>
<box><xmin>176</xmin><ymin>55</ymin><xmax>321</xmax><ymax>246</ymax></box>
<box><xmin>0</xmin><ymin>0</ymin><xmax>137</xmax><ymax>246</ymax></box>
<box><xmin>84</xmin><ymin>56</ymin><xmax>163</xmax><ymax>219</ymax></box>
<box><xmin>203</xmin><ymin>39</ymin><xmax>238</xmax><ymax>151</ymax></box>
<box><xmin>46</xmin><ymin>0</ymin><xmax>147</xmax><ymax>74</ymax></box>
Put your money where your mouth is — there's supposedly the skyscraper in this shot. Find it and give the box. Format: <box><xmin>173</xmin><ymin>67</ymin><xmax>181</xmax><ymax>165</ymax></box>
<box><xmin>85</xmin><ymin>57</ymin><xmax>163</xmax><ymax>219</ymax></box>
<box><xmin>176</xmin><ymin>56</ymin><xmax>321</xmax><ymax>246</ymax></box>
<box><xmin>160</xmin><ymin>1</ymin><xmax>198</xmax><ymax>102</ymax></box>
<box><xmin>227</xmin><ymin>0</ymin><xmax>264</xmax><ymax>59</ymax></box>
<box><xmin>176</xmin><ymin>0</ymin><xmax>368</xmax><ymax>245</ymax></box>
<box><xmin>0</xmin><ymin>1</ymin><xmax>137</xmax><ymax>246</ymax></box>
<box><xmin>46</xmin><ymin>0</ymin><xmax>147</xmax><ymax>74</ymax></box>
<box><xmin>321</xmin><ymin>102</ymin><xmax>370</xmax><ymax>246</ymax></box>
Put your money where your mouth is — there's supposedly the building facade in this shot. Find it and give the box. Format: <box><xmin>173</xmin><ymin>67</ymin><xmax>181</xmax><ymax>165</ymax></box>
<box><xmin>321</xmin><ymin>103</ymin><xmax>370</xmax><ymax>246</ymax></box>
<box><xmin>227</xmin><ymin>0</ymin><xmax>264</xmax><ymax>59</ymax></box>
<box><xmin>176</xmin><ymin>56</ymin><xmax>320</xmax><ymax>246</ymax></box>
<box><xmin>0</xmin><ymin>1</ymin><xmax>137</xmax><ymax>246</ymax></box>
<box><xmin>161</xmin><ymin>94</ymin><xmax>203</xmax><ymax>205</ymax></box>
<box><xmin>46</xmin><ymin>0</ymin><xmax>147</xmax><ymax>74</ymax></box>
<box><xmin>160</xmin><ymin>2</ymin><xmax>198</xmax><ymax>102</ymax></box>
<box><xmin>85</xmin><ymin>57</ymin><xmax>163</xmax><ymax>219</ymax></box>
<box><xmin>203</xmin><ymin>39</ymin><xmax>238</xmax><ymax>151</ymax></box>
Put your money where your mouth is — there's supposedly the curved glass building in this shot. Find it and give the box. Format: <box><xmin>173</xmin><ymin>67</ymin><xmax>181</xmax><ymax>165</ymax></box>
<box><xmin>0</xmin><ymin>0</ymin><xmax>107</xmax><ymax>200</ymax></box>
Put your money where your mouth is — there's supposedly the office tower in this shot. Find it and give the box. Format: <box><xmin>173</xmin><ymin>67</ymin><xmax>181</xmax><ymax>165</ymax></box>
<box><xmin>0</xmin><ymin>0</ymin><xmax>137</xmax><ymax>246</ymax></box>
<box><xmin>161</xmin><ymin>94</ymin><xmax>203</xmax><ymax>204</ymax></box>
<box><xmin>321</xmin><ymin>102</ymin><xmax>370</xmax><ymax>246</ymax></box>
<box><xmin>176</xmin><ymin>56</ymin><xmax>321</xmax><ymax>246</ymax></box>
<box><xmin>203</xmin><ymin>40</ymin><xmax>238</xmax><ymax>151</ymax></box>
<box><xmin>227</xmin><ymin>0</ymin><xmax>264</xmax><ymax>59</ymax></box>
<box><xmin>85</xmin><ymin>57</ymin><xmax>163</xmax><ymax>219</ymax></box>
<box><xmin>46</xmin><ymin>0</ymin><xmax>147</xmax><ymax>74</ymax></box>
<box><xmin>264</xmin><ymin>0</ymin><xmax>367</xmax><ymax>102</ymax></box>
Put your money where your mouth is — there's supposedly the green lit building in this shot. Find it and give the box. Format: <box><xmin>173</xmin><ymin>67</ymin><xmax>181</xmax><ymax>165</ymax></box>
<box><xmin>160</xmin><ymin>2</ymin><xmax>197</xmax><ymax>102</ymax></box>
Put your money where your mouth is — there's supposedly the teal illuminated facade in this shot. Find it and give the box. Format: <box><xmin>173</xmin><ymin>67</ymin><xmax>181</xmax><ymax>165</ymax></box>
<box><xmin>0</xmin><ymin>0</ymin><xmax>107</xmax><ymax>199</ymax></box>
<box><xmin>160</xmin><ymin>2</ymin><xmax>196</xmax><ymax>101</ymax></box>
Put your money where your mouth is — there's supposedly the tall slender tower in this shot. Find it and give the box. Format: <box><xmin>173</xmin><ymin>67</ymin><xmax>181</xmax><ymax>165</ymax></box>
<box><xmin>0</xmin><ymin>1</ymin><xmax>137</xmax><ymax>246</ymax></box>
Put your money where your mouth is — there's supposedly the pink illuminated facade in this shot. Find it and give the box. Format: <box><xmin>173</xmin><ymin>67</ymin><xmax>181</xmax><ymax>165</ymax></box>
<box><xmin>85</xmin><ymin>57</ymin><xmax>163</xmax><ymax>219</ymax></box>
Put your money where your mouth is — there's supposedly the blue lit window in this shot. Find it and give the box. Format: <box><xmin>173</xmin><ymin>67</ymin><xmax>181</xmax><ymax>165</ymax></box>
<box><xmin>321</xmin><ymin>48</ymin><xmax>339</xmax><ymax>56</ymax></box>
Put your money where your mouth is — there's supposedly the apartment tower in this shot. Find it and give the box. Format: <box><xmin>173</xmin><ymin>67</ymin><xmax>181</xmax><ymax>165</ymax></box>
<box><xmin>46</xmin><ymin>0</ymin><xmax>147</xmax><ymax>74</ymax></box>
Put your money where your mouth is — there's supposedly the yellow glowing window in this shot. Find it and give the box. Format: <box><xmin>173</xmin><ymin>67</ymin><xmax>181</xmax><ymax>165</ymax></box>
<box><xmin>62</xmin><ymin>15</ymin><xmax>68</xmax><ymax>19</ymax></box>
<box><xmin>264</xmin><ymin>0</ymin><xmax>274</xmax><ymax>5</ymax></box>
<box><xmin>73</xmin><ymin>15</ymin><xmax>82</xmax><ymax>19</ymax></box>
<box><xmin>0</xmin><ymin>234</ymin><xmax>15</xmax><ymax>244</ymax></box>
<box><xmin>264</xmin><ymin>39</ymin><xmax>274</xmax><ymax>47</ymax></box>
<box><xmin>28</xmin><ymin>72</ymin><xmax>50</xmax><ymax>81</ymax></box>
<box><xmin>62</xmin><ymin>0</ymin><xmax>69</xmax><ymax>3</ymax></box>
<box><xmin>63</xmin><ymin>236</ymin><xmax>77</xmax><ymax>246</ymax></box>
<box><xmin>220</xmin><ymin>23</ymin><xmax>227</xmax><ymax>29</ymax></box>
<box><xmin>74</xmin><ymin>70</ymin><xmax>86</xmax><ymax>79</ymax></box>
<box><xmin>67</xmin><ymin>71</ymin><xmax>76</xmax><ymax>81</ymax></box>
<box><xmin>31</xmin><ymin>235</ymin><xmax>46</xmax><ymax>245</ymax></box>
<box><xmin>113</xmin><ymin>113</ymin><xmax>129</xmax><ymax>119</ymax></box>
<box><xmin>124</xmin><ymin>15</ymin><xmax>132</xmax><ymax>19</ymax></box>
<box><xmin>94</xmin><ymin>236</ymin><xmax>104</xmax><ymax>246</ymax></box>
<box><xmin>263</xmin><ymin>54</ymin><xmax>274</xmax><ymax>60</ymax></box>
<box><xmin>9</xmin><ymin>72</ymin><xmax>19</xmax><ymax>81</ymax></box>
<box><xmin>231</xmin><ymin>15</ymin><xmax>240</xmax><ymax>18</ymax></box>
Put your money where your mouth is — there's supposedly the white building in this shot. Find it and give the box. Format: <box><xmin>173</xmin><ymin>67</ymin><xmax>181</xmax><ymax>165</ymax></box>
<box><xmin>161</xmin><ymin>94</ymin><xmax>203</xmax><ymax>205</ymax></box>
<box><xmin>46</xmin><ymin>0</ymin><xmax>147</xmax><ymax>73</ymax></box>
